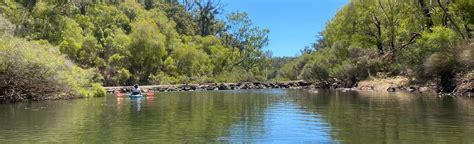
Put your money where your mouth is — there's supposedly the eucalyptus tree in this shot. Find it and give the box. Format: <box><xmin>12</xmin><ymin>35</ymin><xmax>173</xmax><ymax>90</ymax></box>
<box><xmin>224</xmin><ymin>12</ymin><xmax>270</xmax><ymax>73</ymax></box>
<box><xmin>192</xmin><ymin>0</ymin><xmax>224</xmax><ymax>36</ymax></box>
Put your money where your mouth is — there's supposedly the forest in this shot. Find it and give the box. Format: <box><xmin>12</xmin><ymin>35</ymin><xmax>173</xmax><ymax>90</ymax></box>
<box><xmin>1</xmin><ymin>0</ymin><xmax>473</xmax><ymax>102</ymax></box>
<box><xmin>0</xmin><ymin>0</ymin><xmax>275</xmax><ymax>102</ymax></box>
<box><xmin>279</xmin><ymin>0</ymin><xmax>473</xmax><ymax>93</ymax></box>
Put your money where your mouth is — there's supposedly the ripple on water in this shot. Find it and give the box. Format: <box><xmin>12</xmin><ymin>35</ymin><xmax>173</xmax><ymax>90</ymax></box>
<box><xmin>219</xmin><ymin>101</ymin><xmax>335</xmax><ymax>143</ymax></box>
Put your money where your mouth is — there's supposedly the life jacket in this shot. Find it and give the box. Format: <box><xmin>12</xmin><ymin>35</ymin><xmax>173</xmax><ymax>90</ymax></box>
<box><xmin>132</xmin><ymin>87</ymin><xmax>141</xmax><ymax>93</ymax></box>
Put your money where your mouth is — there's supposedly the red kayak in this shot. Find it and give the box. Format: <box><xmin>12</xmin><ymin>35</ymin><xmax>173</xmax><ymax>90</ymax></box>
<box><xmin>146</xmin><ymin>89</ymin><xmax>154</xmax><ymax>96</ymax></box>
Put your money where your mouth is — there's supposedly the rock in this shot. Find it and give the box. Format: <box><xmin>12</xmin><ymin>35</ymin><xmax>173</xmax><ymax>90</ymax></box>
<box><xmin>407</xmin><ymin>86</ymin><xmax>417</xmax><ymax>92</ymax></box>
<box><xmin>218</xmin><ymin>83</ymin><xmax>231</xmax><ymax>90</ymax></box>
<box><xmin>308</xmin><ymin>89</ymin><xmax>318</xmax><ymax>93</ymax></box>
<box><xmin>280</xmin><ymin>83</ymin><xmax>289</xmax><ymax>88</ymax></box>
<box><xmin>387</xmin><ymin>87</ymin><xmax>396</xmax><ymax>92</ymax></box>
<box><xmin>297</xmin><ymin>81</ymin><xmax>310</xmax><ymax>87</ymax></box>
<box><xmin>359</xmin><ymin>86</ymin><xmax>374</xmax><ymax>91</ymax></box>
<box><xmin>183</xmin><ymin>85</ymin><xmax>192</xmax><ymax>91</ymax></box>
<box><xmin>337</xmin><ymin>88</ymin><xmax>352</xmax><ymax>92</ymax></box>
<box><xmin>207</xmin><ymin>85</ymin><xmax>216</xmax><ymax>91</ymax></box>
<box><xmin>103</xmin><ymin>81</ymin><xmax>347</xmax><ymax>95</ymax></box>
<box><xmin>419</xmin><ymin>86</ymin><xmax>430</xmax><ymax>92</ymax></box>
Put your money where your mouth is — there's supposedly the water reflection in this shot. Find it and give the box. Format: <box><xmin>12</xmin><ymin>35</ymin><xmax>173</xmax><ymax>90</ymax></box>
<box><xmin>116</xmin><ymin>97</ymin><xmax>125</xmax><ymax>112</ymax></box>
<box><xmin>130</xmin><ymin>97</ymin><xmax>142</xmax><ymax>111</ymax></box>
<box><xmin>0</xmin><ymin>89</ymin><xmax>473</xmax><ymax>143</ymax></box>
<box><xmin>293</xmin><ymin>90</ymin><xmax>474</xmax><ymax>143</ymax></box>
<box><xmin>146</xmin><ymin>96</ymin><xmax>154</xmax><ymax>106</ymax></box>
<box><xmin>219</xmin><ymin>89</ymin><xmax>334</xmax><ymax>143</ymax></box>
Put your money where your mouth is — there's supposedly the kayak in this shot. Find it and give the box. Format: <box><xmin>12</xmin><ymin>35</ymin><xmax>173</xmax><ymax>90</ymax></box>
<box><xmin>128</xmin><ymin>94</ymin><xmax>143</xmax><ymax>98</ymax></box>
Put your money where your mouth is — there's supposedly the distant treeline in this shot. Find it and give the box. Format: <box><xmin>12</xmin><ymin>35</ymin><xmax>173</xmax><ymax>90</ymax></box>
<box><xmin>279</xmin><ymin>0</ymin><xmax>473</xmax><ymax>93</ymax></box>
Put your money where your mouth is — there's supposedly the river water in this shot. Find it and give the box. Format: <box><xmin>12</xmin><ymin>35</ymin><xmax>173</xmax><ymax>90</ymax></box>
<box><xmin>0</xmin><ymin>89</ymin><xmax>473</xmax><ymax>143</ymax></box>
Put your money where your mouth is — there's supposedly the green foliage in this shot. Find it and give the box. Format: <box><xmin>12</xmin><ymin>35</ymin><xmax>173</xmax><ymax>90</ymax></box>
<box><xmin>404</xmin><ymin>26</ymin><xmax>460</xmax><ymax>77</ymax></box>
<box><xmin>0</xmin><ymin>15</ymin><xmax>14</xmax><ymax>37</ymax></box>
<box><xmin>457</xmin><ymin>41</ymin><xmax>474</xmax><ymax>69</ymax></box>
<box><xmin>149</xmin><ymin>71</ymin><xmax>180</xmax><ymax>85</ymax></box>
<box><xmin>423</xmin><ymin>53</ymin><xmax>456</xmax><ymax>76</ymax></box>
<box><xmin>299</xmin><ymin>61</ymin><xmax>329</xmax><ymax>82</ymax></box>
<box><xmin>0</xmin><ymin>37</ymin><xmax>104</xmax><ymax>102</ymax></box>
<box><xmin>0</xmin><ymin>1</ymin><xmax>271</xmax><ymax>86</ymax></box>
<box><xmin>280</xmin><ymin>0</ymin><xmax>472</xmax><ymax>87</ymax></box>
<box><xmin>224</xmin><ymin>12</ymin><xmax>270</xmax><ymax>73</ymax></box>
<box><xmin>279</xmin><ymin>54</ymin><xmax>313</xmax><ymax>80</ymax></box>
<box><xmin>128</xmin><ymin>18</ymin><xmax>167</xmax><ymax>82</ymax></box>
<box><xmin>214</xmin><ymin>68</ymin><xmax>265</xmax><ymax>83</ymax></box>
<box><xmin>417</xmin><ymin>27</ymin><xmax>460</xmax><ymax>52</ymax></box>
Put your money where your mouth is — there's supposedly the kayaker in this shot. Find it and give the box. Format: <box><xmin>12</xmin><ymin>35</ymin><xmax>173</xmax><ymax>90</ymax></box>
<box><xmin>131</xmin><ymin>84</ymin><xmax>141</xmax><ymax>95</ymax></box>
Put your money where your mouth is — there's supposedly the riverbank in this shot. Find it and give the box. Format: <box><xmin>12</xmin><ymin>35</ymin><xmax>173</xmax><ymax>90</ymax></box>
<box><xmin>104</xmin><ymin>81</ymin><xmax>326</xmax><ymax>93</ymax></box>
<box><xmin>345</xmin><ymin>76</ymin><xmax>473</xmax><ymax>97</ymax></box>
<box><xmin>105</xmin><ymin>77</ymin><xmax>473</xmax><ymax>97</ymax></box>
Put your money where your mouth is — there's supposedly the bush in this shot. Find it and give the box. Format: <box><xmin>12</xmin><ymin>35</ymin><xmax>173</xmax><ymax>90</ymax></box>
<box><xmin>149</xmin><ymin>72</ymin><xmax>179</xmax><ymax>85</ymax></box>
<box><xmin>0</xmin><ymin>37</ymin><xmax>104</xmax><ymax>102</ymax></box>
<box><xmin>299</xmin><ymin>61</ymin><xmax>329</xmax><ymax>81</ymax></box>
<box><xmin>278</xmin><ymin>53</ymin><xmax>313</xmax><ymax>80</ymax></box>
<box><xmin>214</xmin><ymin>68</ymin><xmax>263</xmax><ymax>83</ymax></box>
<box><xmin>91</xmin><ymin>83</ymin><xmax>107</xmax><ymax>97</ymax></box>
<box><xmin>423</xmin><ymin>53</ymin><xmax>456</xmax><ymax>76</ymax></box>
<box><xmin>403</xmin><ymin>26</ymin><xmax>460</xmax><ymax>78</ymax></box>
<box><xmin>457</xmin><ymin>41</ymin><xmax>474</xmax><ymax>70</ymax></box>
<box><xmin>0</xmin><ymin>16</ymin><xmax>14</xmax><ymax>37</ymax></box>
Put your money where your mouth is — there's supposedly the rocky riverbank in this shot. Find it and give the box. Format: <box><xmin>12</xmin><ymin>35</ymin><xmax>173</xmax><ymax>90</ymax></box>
<box><xmin>105</xmin><ymin>81</ymin><xmax>326</xmax><ymax>93</ymax></box>
<box><xmin>339</xmin><ymin>76</ymin><xmax>473</xmax><ymax>97</ymax></box>
<box><xmin>105</xmin><ymin>77</ymin><xmax>473</xmax><ymax>97</ymax></box>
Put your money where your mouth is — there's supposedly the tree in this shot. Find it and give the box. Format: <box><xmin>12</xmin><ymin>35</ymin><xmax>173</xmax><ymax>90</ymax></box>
<box><xmin>225</xmin><ymin>12</ymin><xmax>270</xmax><ymax>72</ymax></box>
<box><xmin>1</xmin><ymin>0</ymin><xmax>274</xmax><ymax>85</ymax></box>
<box><xmin>128</xmin><ymin>19</ymin><xmax>167</xmax><ymax>83</ymax></box>
<box><xmin>192</xmin><ymin>0</ymin><xmax>224</xmax><ymax>36</ymax></box>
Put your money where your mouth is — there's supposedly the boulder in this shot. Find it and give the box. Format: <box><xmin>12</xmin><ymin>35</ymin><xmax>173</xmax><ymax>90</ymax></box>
<box><xmin>387</xmin><ymin>87</ymin><xmax>396</xmax><ymax>92</ymax></box>
<box><xmin>407</xmin><ymin>86</ymin><xmax>417</xmax><ymax>92</ymax></box>
<box><xmin>218</xmin><ymin>83</ymin><xmax>231</xmax><ymax>90</ymax></box>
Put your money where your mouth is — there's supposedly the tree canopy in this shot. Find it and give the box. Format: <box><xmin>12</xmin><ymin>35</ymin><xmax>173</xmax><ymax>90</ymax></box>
<box><xmin>279</xmin><ymin>0</ymin><xmax>473</xmax><ymax>92</ymax></box>
<box><xmin>0</xmin><ymin>0</ymin><xmax>272</xmax><ymax>86</ymax></box>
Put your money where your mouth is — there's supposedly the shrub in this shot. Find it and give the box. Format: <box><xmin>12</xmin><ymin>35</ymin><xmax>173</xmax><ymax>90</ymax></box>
<box><xmin>0</xmin><ymin>37</ymin><xmax>104</xmax><ymax>102</ymax></box>
<box><xmin>0</xmin><ymin>16</ymin><xmax>14</xmax><ymax>37</ymax></box>
<box><xmin>149</xmin><ymin>72</ymin><xmax>179</xmax><ymax>85</ymax></box>
<box><xmin>423</xmin><ymin>53</ymin><xmax>456</xmax><ymax>76</ymax></box>
<box><xmin>457</xmin><ymin>41</ymin><xmax>474</xmax><ymax>70</ymax></box>
<box><xmin>299</xmin><ymin>61</ymin><xmax>329</xmax><ymax>82</ymax></box>
<box><xmin>214</xmin><ymin>68</ymin><xmax>263</xmax><ymax>83</ymax></box>
<box><xmin>403</xmin><ymin>26</ymin><xmax>460</xmax><ymax>78</ymax></box>
<box><xmin>278</xmin><ymin>53</ymin><xmax>313</xmax><ymax>80</ymax></box>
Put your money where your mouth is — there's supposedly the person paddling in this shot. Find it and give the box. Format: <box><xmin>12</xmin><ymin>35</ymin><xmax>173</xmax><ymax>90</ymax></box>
<box><xmin>131</xmin><ymin>84</ymin><xmax>141</xmax><ymax>95</ymax></box>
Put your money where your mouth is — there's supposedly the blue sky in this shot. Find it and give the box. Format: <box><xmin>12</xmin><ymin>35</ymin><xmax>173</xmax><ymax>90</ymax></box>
<box><xmin>220</xmin><ymin>0</ymin><xmax>348</xmax><ymax>57</ymax></box>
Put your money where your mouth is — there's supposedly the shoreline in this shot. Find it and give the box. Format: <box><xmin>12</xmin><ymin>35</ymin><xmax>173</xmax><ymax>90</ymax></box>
<box><xmin>104</xmin><ymin>80</ymin><xmax>473</xmax><ymax>97</ymax></box>
<box><xmin>104</xmin><ymin>81</ymin><xmax>324</xmax><ymax>93</ymax></box>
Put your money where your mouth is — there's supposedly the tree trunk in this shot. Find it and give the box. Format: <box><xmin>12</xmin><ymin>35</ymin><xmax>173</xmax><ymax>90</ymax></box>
<box><xmin>373</xmin><ymin>15</ymin><xmax>384</xmax><ymax>55</ymax></box>
<box><xmin>418</xmin><ymin>0</ymin><xmax>434</xmax><ymax>30</ymax></box>
<box><xmin>462</xmin><ymin>17</ymin><xmax>472</xmax><ymax>38</ymax></box>
<box><xmin>437</xmin><ymin>0</ymin><xmax>466</xmax><ymax>39</ymax></box>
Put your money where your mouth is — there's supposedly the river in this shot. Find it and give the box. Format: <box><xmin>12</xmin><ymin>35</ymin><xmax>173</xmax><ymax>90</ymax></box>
<box><xmin>0</xmin><ymin>89</ymin><xmax>473</xmax><ymax>143</ymax></box>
